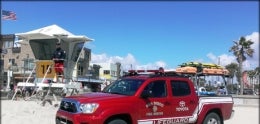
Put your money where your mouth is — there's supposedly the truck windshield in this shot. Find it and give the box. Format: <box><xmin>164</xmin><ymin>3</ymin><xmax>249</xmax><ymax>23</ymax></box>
<box><xmin>103</xmin><ymin>79</ymin><xmax>145</xmax><ymax>96</ymax></box>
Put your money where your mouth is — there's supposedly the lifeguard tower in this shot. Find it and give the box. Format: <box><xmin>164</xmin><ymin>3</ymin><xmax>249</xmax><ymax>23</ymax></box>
<box><xmin>13</xmin><ymin>24</ymin><xmax>93</xmax><ymax>98</ymax></box>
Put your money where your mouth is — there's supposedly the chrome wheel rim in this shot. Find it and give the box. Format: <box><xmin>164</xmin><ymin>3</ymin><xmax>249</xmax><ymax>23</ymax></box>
<box><xmin>207</xmin><ymin>118</ymin><xmax>218</xmax><ymax>124</ymax></box>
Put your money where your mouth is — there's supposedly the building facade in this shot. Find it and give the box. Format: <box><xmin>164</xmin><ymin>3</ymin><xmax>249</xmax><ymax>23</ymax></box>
<box><xmin>1</xmin><ymin>34</ymin><xmax>35</xmax><ymax>89</ymax></box>
<box><xmin>90</xmin><ymin>62</ymin><xmax>122</xmax><ymax>82</ymax></box>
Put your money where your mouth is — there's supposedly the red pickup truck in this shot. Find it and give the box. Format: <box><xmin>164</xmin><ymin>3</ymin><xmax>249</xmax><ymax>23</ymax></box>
<box><xmin>56</xmin><ymin>71</ymin><xmax>234</xmax><ymax>124</ymax></box>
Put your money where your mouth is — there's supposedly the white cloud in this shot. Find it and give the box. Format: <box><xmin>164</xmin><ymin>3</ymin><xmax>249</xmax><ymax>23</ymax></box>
<box><xmin>207</xmin><ymin>32</ymin><xmax>259</xmax><ymax>70</ymax></box>
<box><xmin>155</xmin><ymin>61</ymin><xmax>167</xmax><ymax>68</ymax></box>
<box><xmin>91</xmin><ymin>53</ymin><xmax>167</xmax><ymax>71</ymax></box>
<box><xmin>207</xmin><ymin>53</ymin><xmax>218</xmax><ymax>63</ymax></box>
<box><xmin>91</xmin><ymin>32</ymin><xmax>258</xmax><ymax>71</ymax></box>
<box><xmin>207</xmin><ymin>53</ymin><xmax>236</xmax><ymax>66</ymax></box>
<box><xmin>245</xmin><ymin>32</ymin><xmax>259</xmax><ymax>69</ymax></box>
<box><xmin>135</xmin><ymin>61</ymin><xmax>167</xmax><ymax>70</ymax></box>
<box><xmin>91</xmin><ymin>53</ymin><xmax>138</xmax><ymax>69</ymax></box>
<box><xmin>91</xmin><ymin>53</ymin><xmax>109</xmax><ymax>63</ymax></box>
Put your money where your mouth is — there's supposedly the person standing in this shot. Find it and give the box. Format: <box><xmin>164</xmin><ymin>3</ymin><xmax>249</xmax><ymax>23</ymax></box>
<box><xmin>52</xmin><ymin>42</ymin><xmax>66</xmax><ymax>83</ymax></box>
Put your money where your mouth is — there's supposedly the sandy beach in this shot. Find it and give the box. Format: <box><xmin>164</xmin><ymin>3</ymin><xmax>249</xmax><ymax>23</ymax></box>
<box><xmin>1</xmin><ymin>100</ymin><xmax>59</xmax><ymax>124</ymax></box>
<box><xmin>1</xmin><ymin>100</ymin><xmax>259</xmax><ymax>124</ymax></box>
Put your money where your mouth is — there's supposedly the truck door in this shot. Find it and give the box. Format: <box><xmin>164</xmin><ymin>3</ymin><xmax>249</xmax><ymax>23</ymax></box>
<box><xmin>137</xmin><ymin>80</ymin><xmax>172</xmax><ymax>123</ymax></box>
<box><xmin>168</xmin><ymin>80</ymin><xmax>199</xmax><ymax>123</ymax></box>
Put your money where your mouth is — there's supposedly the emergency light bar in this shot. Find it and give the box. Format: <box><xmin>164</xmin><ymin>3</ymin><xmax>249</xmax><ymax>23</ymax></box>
<box><xmin>126</xmin><ymin>67</ymin><xmax>163</xmax><ymax>76</ymax></box>
<box><xmin>128</xmin><ymin>67</ymin><xmax>164</xmax><ymax>73</ymax></box>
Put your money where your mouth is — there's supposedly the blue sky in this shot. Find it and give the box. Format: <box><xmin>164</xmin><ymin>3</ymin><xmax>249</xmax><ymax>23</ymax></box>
<box><xmin>2</xmin><ymin>1</ymin><xmax>259</xmax><ymax>70</ymax></box>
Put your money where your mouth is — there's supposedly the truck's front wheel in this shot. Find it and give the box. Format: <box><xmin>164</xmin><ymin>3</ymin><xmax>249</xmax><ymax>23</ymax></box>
<box><xmin>107</xmin><ymin>119</ymin><xmax>127</xmax><ymax>124</ymax></box>
<box><xmin>203</xmin><ymin>112</ymin><xmax>222</xmax><ymax>124</ymax></box>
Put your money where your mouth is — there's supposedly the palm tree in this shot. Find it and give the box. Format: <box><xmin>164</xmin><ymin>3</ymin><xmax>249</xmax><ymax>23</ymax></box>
<box><xmin>254</xmin><ymin>67</ymin><xmax>260</xmax><ymax>91</ymax></box>
<box><xmin>229</xmin><ymin>36</ymin><xmax>254</xmax><ymax>95</ymax></box>
<box><xmin>225</xmin><ymin>63</ymin><xmax>238</xmax><ymax>93</ymax></box>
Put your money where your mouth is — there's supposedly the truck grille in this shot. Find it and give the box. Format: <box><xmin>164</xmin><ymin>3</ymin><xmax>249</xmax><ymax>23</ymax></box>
<box><xmin>59</xmin><ymin>100</ymin><xmax>79</xmax><ymax>113</ymax></box>
<box><xmin>56</xmin><ymin>117</ymin><xmax>73</xmax><ymax>124</ymax></box>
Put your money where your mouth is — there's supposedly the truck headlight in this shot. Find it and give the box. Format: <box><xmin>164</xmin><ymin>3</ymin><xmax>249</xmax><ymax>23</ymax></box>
<box><xmin>79</xmin><ymin>103</ymin><xmax>99</xmax><ymax>114</ymax></box>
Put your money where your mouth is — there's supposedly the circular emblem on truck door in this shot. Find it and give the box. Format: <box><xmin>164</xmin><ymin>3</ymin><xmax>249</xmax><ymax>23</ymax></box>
<box><xmin>179</xmin><ymin>101</ymin><xmax>185</xmax><ymax>107</ymax></box>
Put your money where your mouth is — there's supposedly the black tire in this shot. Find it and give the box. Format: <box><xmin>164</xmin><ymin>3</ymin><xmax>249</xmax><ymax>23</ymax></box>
<box><xmin>203</xmin><ymin>112</ymin><xmax>222</xmax><ymax>124</ymax></box>
<box><xmin>107</xmin><ymin>119</ymin><xmax>127</xmax><ymax>124</ymax></box>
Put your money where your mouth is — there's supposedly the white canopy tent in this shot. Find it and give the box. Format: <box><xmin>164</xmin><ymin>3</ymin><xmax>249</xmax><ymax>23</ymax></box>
<box><xmin>16</xmin><ymin>24</ymin><xmax>93</xmax><ymax>41</ymax></box>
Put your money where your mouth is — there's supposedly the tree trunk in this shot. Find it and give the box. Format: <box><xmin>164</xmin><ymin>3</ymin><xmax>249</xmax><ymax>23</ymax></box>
<box><xmin>231</xmin><ymin>77</ymin><xmax>234</xmax><ymax>93</ymax></box>
<box><xmin>239</xmin><ymin>55</ymin><xmax>243</xmax><ymax>95</ymax></box>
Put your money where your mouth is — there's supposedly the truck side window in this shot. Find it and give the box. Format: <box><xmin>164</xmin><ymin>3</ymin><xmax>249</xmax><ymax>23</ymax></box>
<box><xmin>171</xmin><ymin>81</ymin><xmax>191</xmax><ymax>96</ymax></box>
<box><xmin>143</xmin><ymin>81</ymin><xmax>166</xmax><ymax>98</ymax></box>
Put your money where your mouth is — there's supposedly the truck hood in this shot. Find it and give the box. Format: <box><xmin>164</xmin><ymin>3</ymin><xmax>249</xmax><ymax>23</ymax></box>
<box><xmin>64</xmin><ymin>92</ymin><xmax>131</xmax><ymax>103</ymax></box>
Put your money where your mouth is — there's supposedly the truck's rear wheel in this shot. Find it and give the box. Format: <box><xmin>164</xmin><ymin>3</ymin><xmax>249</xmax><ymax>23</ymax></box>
<box><xmin>203</xmin><ymin>112</ymin><xmax>222</xmax><ymax>124</ymax></box>
<box><xmin>107</xmin><ymin>119</ymin><xmax>127</xmax><ymax>124</ymax></box>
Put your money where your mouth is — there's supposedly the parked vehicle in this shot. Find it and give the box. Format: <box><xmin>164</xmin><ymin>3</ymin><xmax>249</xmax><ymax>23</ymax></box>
<box><xmin>56</xmin><ymin>68</ymin><xmax>234</xmax><ymax>124</ymax></box>
<box><xmin>243</xmin><ymin>88</ymin><xmax>254</xmax><ymax>95</ymax></box>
